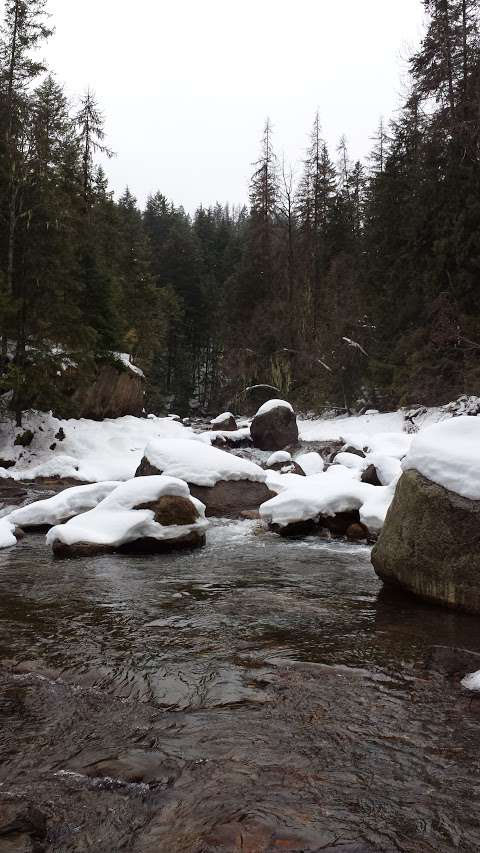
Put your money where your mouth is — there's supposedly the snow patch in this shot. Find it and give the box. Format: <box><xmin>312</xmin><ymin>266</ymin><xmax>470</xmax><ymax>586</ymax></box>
<box><xmin>142</xmin><ymin>438</ymin><xmax>266</xmax><ymax>487</ymax></box>
<box><xmin>403</xmin><ymin>416</ymin><xmax>480</xmax><ymax>500</ymax></box>
<box><xmin>255</xmin><ymin>399</ymin><xmax>294</xmax><ymax>417</ymax></box>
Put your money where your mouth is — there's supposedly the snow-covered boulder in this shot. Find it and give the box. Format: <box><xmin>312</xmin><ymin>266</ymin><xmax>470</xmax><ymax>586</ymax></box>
<box><xmin>250</xmin><ymin>399</ymin><xmax>299</xmax><ymax>451</ymax></box>
<box><xmin>260</xmin><ymin>465</ymin><xmax>391</xmax><ymax>539</ymax></box>
<box><xmin>210</xmin><ymin>412</ymin><xmax>237</xmax><ymax>432</ymax></box>
<box><xmin>135</xmin><ymin>439</ymin><xmax>272</xmax><ymax>517</ymax></box>
<box><xmin>47</xmin><ymin>476</ymin><xmax>207</xmax><ymax>558</ymax></box>
<box><xmin>7</xmin><ymin>481</ymin><xmax>120</xmax><ymax>531</ymax></box>
<box><xmin>294</xmin><ymin>452</ymin><xmax>324</xmax><ymax>476</ymax></box>
<box><xmin>372</xmin><ymin>418</ymin><xmax>480</xmax><ymax>612</ymax></box>
<box><xmin>265</xmin><ymin>450</ymin><xmax>305</xmax><ymax>476</ymax></box>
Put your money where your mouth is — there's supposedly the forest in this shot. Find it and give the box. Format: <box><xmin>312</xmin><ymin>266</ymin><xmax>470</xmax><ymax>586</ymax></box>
<box><xmin>1</xmin><ymin>0</ymin><xmax>480</xmax><ymax>420</ymax></box>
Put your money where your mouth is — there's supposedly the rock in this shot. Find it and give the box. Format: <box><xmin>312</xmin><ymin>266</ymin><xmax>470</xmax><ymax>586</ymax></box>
<box><xmin>51</xmin><ymin>493</ymin><xmax>206</xmax><ymax>559</ymax></box>
<box><xmin>0</xmin><ymin>459</ymin><xmax>15</xmax><ymax>469</ymax></box>
<box><xmin>346</xmin><ymin>522</ymin><xmax>369</xmax><ymax>540</ymax></box>
<box><xmin>425</xmin><ymin>645</ymin><xmax>480</xmax><ymax>677</ymax></box>
<box><xmin>210</xmin><ymin>412</ymin><xmax>237</xmax><ymax>431</ymax></box>
<box><xmin>342</xmin><ymin>445</ymin><xmax>366</xmax><ymax>458</ymax></box>
<box><xmin>243</xmin><ymin>384</ymin><xmax>281</xmax><ymax>415</ymax></box>
<box><xmin>55</xmin><ymin>427</ymin><xmax>65</xmax><ymax>441</ymax></box>
<box><xmin>372</xmin><ymin>470</ymin><xmax>480</xmax><ymax>613</ymax></box>
<box><xmin>361</xmin><ymin>464</ymin><xmax>381</xmax><ymax>486</ymax></box>
<box><xmin>250</xmin><ymin>400</ymin><xmax>299</xmax><ymax>451</ymax></box>
<box><xmin>136</xmin><ymin>458</ymin><xmax>272</xmax><ymax>517</ymax></box>
<box><xmin>60</xmin><ymin>361</ymin><xmax>144</xmax><ymax>419</ymax></box>
<box><xmin>240</xmin><ymin>509</ymin><xmax>261</xmax><ymax>520</ymax></box>
<box><xmin>14</xmin><ymin>430</ymin><xmax>34</xmax><ymax>448</ymax></box>
<box><xmin>135</xmin><ymin>439</ymin><xmax>272</xmax><ymax>517</ymax></box>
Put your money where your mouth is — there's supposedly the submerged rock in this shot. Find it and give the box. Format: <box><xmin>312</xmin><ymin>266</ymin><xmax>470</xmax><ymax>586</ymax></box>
<box><xmin>250</xmin><ymin>399</ymin><xmax>299</xmax><ymax>451</ymax></box>
<box><xmin>372</xmin><ymin>470</ymin><xmax>480</xmax><ymax>613</ymax></box>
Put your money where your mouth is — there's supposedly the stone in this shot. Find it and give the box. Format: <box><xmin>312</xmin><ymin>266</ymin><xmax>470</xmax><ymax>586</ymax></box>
<box><xmin>425</xmin><ymin>645</ymin><xmax>480</xmax><ymax>677</ymax></box>
<box><xmin>135</xmin><ymin>458</ymin><xmax>272</xmax><ymax>518</ymax></box>
<box><xmin>346</xmin><ymin>522</ymin><xmax>369</xmax><ymax>540</ymax></box>
<box><xmin>0</xmin><ymin>459</ymin><xmax>15</xmax><ymax>469</ymax></box>
<box><xmin>211</xmin><ymin>413</ymin><xmax>237</xmax><ymax>431</ymax></box>
<box><xmin>61</xmin><ymin>361</ymin><xmax>144</xmax><ymax>419</ymax></box>
<box><xmin>361</xmin><ymin>464</ymin><xmax>381</xmax><ymax>486</ymax></box>
<box><xmin>342</xmin><ymin>445</ymin><xmax>365</xmax><ymax>458</ymax></box>
<box><xmin>251</xmin><ymin>403</ymin><xmax>299</xmax><ymax>451</ymax></box>
<box><xmin>52</xmin><ymin>494</ymin><xmax>206</xmax><ymax>558</ymax></box>
<box><xmin>14</xmin><ymin>431</ymin><xmax>34</xmax><ymax>448</ymax></box>
<box><xmin>372</xmin><ymin>469</ymin><xmax>480</xmax><ymax>613</ymax></box>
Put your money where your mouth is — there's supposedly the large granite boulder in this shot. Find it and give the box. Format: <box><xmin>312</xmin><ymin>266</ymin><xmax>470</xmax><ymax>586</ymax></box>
<box><xmin>250</xmin><ymin>400</ymin><xmax>299</xmax><ymax>451</ymax></box>
<box><xmin>372</xmin><ymin>469</ymin><xmax>480</xmax><ymax>613</ymax></box>
<box><xmin>136</xmin><ymin>438</ymin><xmax>273</xmax><ymax>517</ymax></box>
<box><xmin>372</xmin><ymin>417</ymin><xmax>480</xmax><ymax>613</ymax></box>
<box><xmin>47</xmin><ymin>476</ymin><xmax>208</xmax><ymax>558</ymax></box>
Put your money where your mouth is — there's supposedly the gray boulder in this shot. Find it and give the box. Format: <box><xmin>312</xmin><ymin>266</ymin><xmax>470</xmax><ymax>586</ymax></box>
<box><xmin>372</xmin><ymin>469</ymin><xmax>480</xmax><ymax>613</ymax></box>
<box><xmin>250</xmin><ymin>401</ymin><xmax>299</xmax><ymax>451</ymax></box>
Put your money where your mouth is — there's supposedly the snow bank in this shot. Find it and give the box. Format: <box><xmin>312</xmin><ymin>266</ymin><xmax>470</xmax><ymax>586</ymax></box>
<box><xmin>255</xmin><ymin>399</ymin><xmax>294</xmax><ymax>417</ymax></box>
<box><xmin>403</xmin><ymin>416</ymin><xmax>480</xmax><ymax>500</ymax></box>
<box><xmin>47</xmin><ymin>476</ymin><xmax>207</xmax><ymax>549</ymax></box>
<box><xmin>298</xmin><ymin>410</ymin><xmax>406</xmax><ymax>443</ymax></box>
<box><xmin>7</xmin><ymin>481</ymin><xmax>119</xmax><ymax>528</ymax></box>
<box><xmin>0</xmin><ymin>517</ymin><xmax>16</xmax><ymax>549</ymax></box>
<box><xmin>141</xmin><ymin>438</ymin><xmax>266</xmax><ymax>487</ymax></box>
<box><xmin>0</xmin><ymin>412</ymin><xmax>191</xmax><ymax>482</ymax></box>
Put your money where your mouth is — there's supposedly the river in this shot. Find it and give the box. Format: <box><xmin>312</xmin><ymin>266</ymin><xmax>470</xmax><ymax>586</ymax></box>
<box><xmin>1</xmin><ymin>520</ymin><xmax>480</xmax><ymax>852</ymax></box>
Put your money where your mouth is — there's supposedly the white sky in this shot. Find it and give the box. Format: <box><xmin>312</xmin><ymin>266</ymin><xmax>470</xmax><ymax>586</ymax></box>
<box><xmin>37</xmin><ymin>0</ymin><xmax>424</xmax><ymax>211</ymax></box>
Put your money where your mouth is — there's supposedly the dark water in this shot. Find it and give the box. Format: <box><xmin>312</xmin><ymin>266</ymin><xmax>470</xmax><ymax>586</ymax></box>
<box><xmin>1</xmin><ymin>522</ymin><xmax>480</xmax><ymax>852</ymax></box>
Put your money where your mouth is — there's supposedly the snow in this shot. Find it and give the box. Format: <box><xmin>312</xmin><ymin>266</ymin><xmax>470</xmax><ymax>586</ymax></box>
<box><xmin>142</xmin><ymin>438</ymin><xmax>267</xmax><ymax>487</ymax></box>
<box><xmin>112</xmin><ymin>352</ymin><xmax>145</xmax><ymax>378</ymax></box>
<box><xmin>461</xmin><ymin>670</ymin><xmax>480</xmax><ymax>691</ymax></box>
<box><xmin>197</xmin><ymin>427</ymin><xmax>251</xmax><ymax>446</ymax></box>
<box><xmin>266</xmin><ymin>451</ymin><xmax>292</xmax><ymax>467</ymax></box>
<box><xmin>255</xmin><ymin>399</ymin><xmax>294</xmax><ymax>417</ymax></box>
<box><xmin>297</xmin><ymin>410</ymin><xmax>406</xmax><ymax>443</ymax></box>
<box><xmin>260</xmin><ymin>463</ymin><xmax>392</xmax><ymax>533</ymax></box>
<box><xmin>366</xmin><ymin>432</ymin><xmax>412</xmax><ymax>459</ymax></box>
<box><xmin>7</xmin><ymin>481</ymin><xmax>120</xmax><ymax>529</ymax></box>
<box><xmin>366</xmin><ymin>454</ymin><xmax>402</xmax><ymax>486</ymax></box>
<box><xmin>294</xmin><ymin>451</ymin><xmax>324</xmax><ymax>475</ymax></box>
<box><xmin>0</xmin><ymin>412</ymin><xmax>191</xmax><ymax>482</ymax></box>
<box><xmin>47</xmin><ymin>476</ymin><xmax>208</xmax><ymax>549</ymax></box>
<box><xmin>210</xmin><ymin>412</ymin><xmax>235</xmax><ymax>426</ymax></box>
<box><xmin>333</xmin><ymin>451</ymin><xmax>367</xmax><ymax>471</ymax></box>
<box><xmin>0</xmin><ymin>517</ymin><xmax>16</xmax><ymax>549</ymax></box>
<box><xmin>403</xmin><ymin>416</ymin><xmax>480</xmax><ymax>500</ymax></box>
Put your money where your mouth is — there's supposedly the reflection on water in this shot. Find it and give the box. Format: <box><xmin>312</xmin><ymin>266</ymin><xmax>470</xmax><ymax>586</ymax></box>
<box><xmin>1</xmin><ymin>520</ymin><xmax>480</xmax><ymax>851</ymax></box>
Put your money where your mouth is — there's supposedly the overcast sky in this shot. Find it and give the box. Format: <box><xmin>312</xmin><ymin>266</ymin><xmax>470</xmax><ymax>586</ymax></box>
<box><xmin>40</xmin><ymin>0</ymin><xmax>425</xmax><ymax>212</ymax></box>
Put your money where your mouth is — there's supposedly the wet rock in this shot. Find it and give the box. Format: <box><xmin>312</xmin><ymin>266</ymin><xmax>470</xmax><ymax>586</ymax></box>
<box><xmin>78</xmin><ymin>749</ymin><xmax>184</xmax><ymax>785</ymax></box>
<box><xmin>251</xmin><ymin>402</ymin><xmax>299</xmax><ymax>451</ymax></box>
<box><xmin>425</xmin><ymin>645</ymin><xmax>480</xmax><ymax>677</ymax></box>
<box><xmin>0</xmin><ymin>802</ymin><xmax>47</xmax><ymax>852</ymax></box>
<box><xmin>240</xmin><ymin>510</ymin><xmax>261</xmax><ymax>520</ymax></box>
<box><xmin>372</xmin><ymin>470</ymin><xmax>480</xmax><ymax>613</ymax></box>
<box><xmin>52</xmin><ymin>528</ymin><xmax>206</xmax><ymax>559</ymax></box>
<box><xmin>0</xmin><ymin>459</ymin><xmax>15</xmax><ymax>470</ymax></box>
<box><xmin>346</xmin><ymin>522</ymin><xmax>369</xmax><ymax>540</ymax></box>
<box><xmin>361</xmin><ymin>464</ymin><xmax>381</xmax><ymax>486</ymax></box>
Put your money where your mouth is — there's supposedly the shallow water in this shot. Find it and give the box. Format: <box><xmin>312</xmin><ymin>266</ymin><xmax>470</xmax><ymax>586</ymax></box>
<box><xmin>1</xmin><ymin>521</ymin><xmax>480</xmax><ymax>852</ymax></box>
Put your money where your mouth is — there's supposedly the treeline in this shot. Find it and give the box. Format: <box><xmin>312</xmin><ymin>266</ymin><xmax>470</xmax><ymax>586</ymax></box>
<box><xmin>1</xmin><ymin>0</ymin><xmax>480</xmax><ymax>421</ymax></box>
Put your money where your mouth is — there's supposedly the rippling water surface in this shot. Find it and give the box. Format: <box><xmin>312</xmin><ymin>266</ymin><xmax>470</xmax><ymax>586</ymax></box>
<box><xmin>1</xmin><ymin>520</ymin><xmax>480</xmax><ymax>852</ymax></box>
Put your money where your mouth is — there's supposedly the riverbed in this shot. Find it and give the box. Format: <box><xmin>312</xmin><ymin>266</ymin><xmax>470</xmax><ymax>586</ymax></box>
<box><xmin>1</xmin><ymin>521</ymin><xmax>480</xmax><ymax>852</ymax></box>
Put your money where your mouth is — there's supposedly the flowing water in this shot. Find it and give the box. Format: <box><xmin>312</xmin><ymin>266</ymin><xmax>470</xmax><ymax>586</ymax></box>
<box><xmin>1</xmin><ymin>520</ymin><xmax>480</xmax><ymax>852</ymax></box>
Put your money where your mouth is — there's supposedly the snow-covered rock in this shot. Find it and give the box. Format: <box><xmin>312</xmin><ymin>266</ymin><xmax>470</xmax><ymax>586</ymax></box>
<box><xmin>402</xmin><ymin>416</ymin><xmax>480</xmax><ymax>500</ymax></box>
<box><xmin>135</xmin><ymin>439</ymin><xmax>272</xmax><ymax>517</ymax></box>
<box><xmin>266</xmin><ymin>451</ymin><xmax>292</xmax><ymax>468</ymax></box>
<box><xmin>373</xmin><ymin>417</ymin><xmax>480</xmax><ymax>612</ymax></box>
<box><xmin>210</xmin><ymin>412</ymin><xmax>237</xmax><ymax>431</ymax></box>
<box><xmin>7</xmin><ymin>481</ymin><xmax>120</xmax><ymax>530</ymax></box>
<box><xmin>294</xmin><ymin>452</ymin><xmax>324</xmax><ymax>476</ymax></box>
<box><xmin>0</xmin><ymin>517</ymin><xmax>16</xmax><ymax>549</ymax></box>
<box><xmin>251</xmin><ymin>399</ymin><xmax>298</xmax><ymax>451</ymax></box>
<box><xmin>47</xmin><ymin>476</ymin><xmax>208</xmax><ymax>558</ymax></box>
